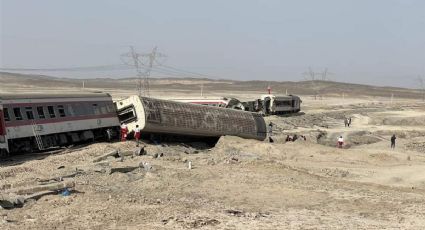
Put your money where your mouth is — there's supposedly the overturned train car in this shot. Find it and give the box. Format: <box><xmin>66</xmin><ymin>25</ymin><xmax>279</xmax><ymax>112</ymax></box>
<box><xmin>116</xmin><ymin>96</ymin><xmax>267</xmax><ymax>141</ymax></box>
<box><xmin>0</xmin><ymin>93</ymin><xmax>120</xmax><ymax>156</ymax></box>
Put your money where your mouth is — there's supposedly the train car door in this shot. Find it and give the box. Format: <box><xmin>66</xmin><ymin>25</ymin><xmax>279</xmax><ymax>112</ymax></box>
<box><xmin>0</xmin><ymin>108</ymin><xmax>7</xmax><ymax>153</ymax></box>
<box><xmin>0</xmin><ymin>109</ymin><xmax>5</xmax><ymax>136</ymax></box>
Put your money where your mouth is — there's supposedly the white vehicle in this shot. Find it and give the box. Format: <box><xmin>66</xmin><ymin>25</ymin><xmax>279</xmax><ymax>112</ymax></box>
<box><xmin>0</xmin><ymin>93</ymin><xmax>120</xmax><ymax>156</ymax></box>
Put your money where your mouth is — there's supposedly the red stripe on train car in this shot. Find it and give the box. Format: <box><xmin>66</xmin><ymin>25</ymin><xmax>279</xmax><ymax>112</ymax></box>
<box><xmin>5</xmin><ymin>113</ymin><xmax>118</xmax><ymax>127</ymax></box>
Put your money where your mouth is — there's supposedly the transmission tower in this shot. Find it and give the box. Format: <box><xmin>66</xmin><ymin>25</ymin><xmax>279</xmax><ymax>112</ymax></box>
<box><xmin>303</xmin><ymin>67</ymin><xmax>333</xmax><ymax>81</ymax></box>
<box><xmin>121</xmin><ymin>46</ymin><xmax>166</xmax><ymax>97</ymax></box>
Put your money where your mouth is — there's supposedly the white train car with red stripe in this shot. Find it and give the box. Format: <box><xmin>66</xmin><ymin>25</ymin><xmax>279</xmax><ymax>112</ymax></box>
<box><xmin>170</xmin><ymin>97</ymin><xmax>245</xmax><ymax>110</ymax></box>
<box><xmin>0</xmin><ymin>93</ymin><xmax>120</xmax><ymax>156</ymax></box>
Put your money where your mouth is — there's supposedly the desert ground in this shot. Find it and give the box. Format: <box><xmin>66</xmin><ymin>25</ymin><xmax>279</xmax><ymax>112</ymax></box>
<box><xmin>1</xmin><ymin>74</ymin><xmax>425</xmax><ymax>229</ymax></box>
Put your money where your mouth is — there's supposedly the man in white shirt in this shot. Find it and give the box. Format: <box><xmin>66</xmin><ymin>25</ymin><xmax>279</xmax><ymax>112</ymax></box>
<box><xmin>134</xmin><ymin>125</ymin><xmax>141</xmax><ymax>147</ymax></box>
<box><xmin>337</xmin><ymin>136</ymin><xmax>344</xmax><ymax>148</ymax></box>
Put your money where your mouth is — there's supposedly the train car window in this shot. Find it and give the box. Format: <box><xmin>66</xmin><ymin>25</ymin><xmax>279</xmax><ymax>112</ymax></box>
<box><xmin>47</xmin><ymin>106</ymin><xmax>56</xmax><ymax>118</ymax></box>
<box><xmin>3</xmin><ymin>108</ymin><xmax>10</xmax><ymax>121</ymax></box>
<box><xmin>37</xmin><ymin>106</ymin><xmax>45</xmax><ymax>119</ymax></box>
<box><xmin>58</xmin><ymin>105</ymin><xmax>66</xmax><ymax>117</ymax></box>
<box><xmin>106</xmin><ymin>104</ymin><xmax>115</xmax><ymax>113</ymax></box>
<box><xmin>275</xmin><ymin>101</ymin><xmax>291</xmax><ymax>106</ymax></box>
<box><xmin>117</xmin><ymin>105</ymin><xmax>137</xmax><ymax>123</ymax></box>
<box><xmin>67</xmin><ymin>105</ymin><xmax>75</xmax><ymax>116</ymax></box>
<box><xmin>73</xmin><ymin>104</ymin><xmax>84</xmax><ymax>116</ymax></box>
<box><xmin>0</xmin><ymin>110</ymin><xmax>4</xmax><ymax>136</ymax></box>
<box><xmin>92</xmin><ymin>104</ymin><xmax>100</xmax><ymax>115</ymax></box>
<box><xmin>25</xmin><ymin>107</ymin><xmax>35</xmax><ymax>120</ymax></box>
<box><xmin>13</xmin><ymin>108</ymin><xmax>23</xmax><ymax>120</ymax></box>
<box><xmin>84</xmin><ymin>103</ymin><xmax>93</xmax><ymax>115</ymax></box>
<box><xmin>100</xmin><ymin>103</ymin><xmax>108</xmax><ymax>114</ymax></box>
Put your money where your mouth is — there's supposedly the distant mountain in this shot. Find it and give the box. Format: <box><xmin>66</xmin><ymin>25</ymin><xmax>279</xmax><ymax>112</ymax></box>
<box><xmin>0</xmin><ymin>72</ymin><xmax>423</xmax><ymax>99</ymax></box>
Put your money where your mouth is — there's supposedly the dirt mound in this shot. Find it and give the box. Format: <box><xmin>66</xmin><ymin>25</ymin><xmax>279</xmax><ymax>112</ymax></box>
<box><xmin>370</xmin><ymin>116</ymin><xmax>425</xmax><ymax>126</ymax></box>
<box><xmin>373</xmin><ymin>130</ymin><xmax>425</xmax><ymax>139</ymax></box>
<box><xmin>369</xmin><ymin>153</ymin><xmax>399</xmax><ymax>162</ymax></box>
<box><xmin>317</xmin><ymin>131</ymin><xmax>381</xmax><ymax>148</ymax></box>
<box><xmin>405</xmin><ymin>142</ymin><xmax>425</xmax><ymax>153</ymax></box>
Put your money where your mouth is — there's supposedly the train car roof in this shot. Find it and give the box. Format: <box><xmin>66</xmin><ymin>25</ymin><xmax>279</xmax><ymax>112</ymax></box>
<box><xmin>0</xmin><ymin>92</ymin><xmax>111</xmax><ymax>100</ymax></box>
<box><xmin>167</xmin><ymin>97</ymin><xmax>228</xmax><ymax>100</ymax></box>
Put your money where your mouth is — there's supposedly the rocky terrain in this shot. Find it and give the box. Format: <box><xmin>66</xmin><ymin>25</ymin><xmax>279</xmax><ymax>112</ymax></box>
<box><xmin>1</xmin><ymin>75</ymin><xmax>425</xmax><ymax>229</ymax></box>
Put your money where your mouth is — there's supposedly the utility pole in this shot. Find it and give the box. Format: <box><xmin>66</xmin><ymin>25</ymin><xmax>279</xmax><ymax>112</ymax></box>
<box><xmin>200</xmin><ymin>83</ymin><xmax>204</xmax><ymax>97</ymax></box>
<box><xmin>303</xmin><ymin>67</ymin><xmax>318</xmax><ymax>100</ymax></box>
<box><xmin>302</xmin><ymin>67</ymin><xmax>335</xmax><ymax>100</ymax></box>
<box><xmin>418</xmin><ymin>76</ymin><xmax>425</xmax><ymax>101</ymax></box>
<box><xmin>121</xmin><ymin>46</ymin><xmax>166</xmax><ymax>97</ymax></box>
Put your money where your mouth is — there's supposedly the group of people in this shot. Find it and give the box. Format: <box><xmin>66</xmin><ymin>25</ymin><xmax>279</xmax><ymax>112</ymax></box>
<box><xmin>120</xmin><ymin>117</ymin><xmax>398</xmax><ymax>150</ymax></box>
<box><xmin>338</xmin><ymin>117</ymin><xmax>397</xmax><ymax>149</ymax></box>
<box><xmin>120</xmin><ymin>123</ymin><xmax>141</xmax><ymax>147</ymax></box>
<box><xmin>337</xmin><ymin>134</ymin><xmax>397</xmax><ymax>149</ymax></box>
<box><xmin>337</xmin><ymin>117</ymin><xmax>352</xmax><ymax>148</ymax></box>
<box><xmin>285</xmin><ymin>134</ymin><xmax>307</xmax><ymax>142</ymax></box>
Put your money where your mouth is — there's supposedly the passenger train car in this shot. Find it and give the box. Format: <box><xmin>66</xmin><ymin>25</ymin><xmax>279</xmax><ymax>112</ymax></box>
<box><xmin>243</xmin><ymin>94</ymin><xmax>302</xmax><ymax>115</ymax></box>
<box><xmin>116</xmin><ymin>96</ymin><xmax>267</xmax><ymax>141</ymax></box>
<box><xmin>170</xmin><ymin>97</ymin><xmax>245</xmax><ymax>110</ymax></box>
<box><xmin>169</xmin><ymin>95</ymin><xmax>302</xmax><ymax>116</ymax></box>
<box><xmin>0</xmin><ymin>93</ymin><xmax>120</xmax><ymax>156</ymax></box>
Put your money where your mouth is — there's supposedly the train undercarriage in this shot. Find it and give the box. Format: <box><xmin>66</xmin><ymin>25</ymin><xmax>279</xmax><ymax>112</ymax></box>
<box><xmin>2</xmin><ymin>127</ymin><xmax>119</xmax><ymax>157</ymax></box>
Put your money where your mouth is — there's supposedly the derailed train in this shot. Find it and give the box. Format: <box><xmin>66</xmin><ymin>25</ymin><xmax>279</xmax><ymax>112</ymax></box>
<box><xmin>115</xmin><ymin>96</ymin><xmax>267</xmax><ymax>141</ymax></box>
<box><xmin>0</xmin><ymin>93</ymin><xmax>267</xmax><ymax>156</ymax></box>
<box><xmin>170</xmin><ymin>94</ymin><xmax>302</xmax><ymax>116</ymax></box>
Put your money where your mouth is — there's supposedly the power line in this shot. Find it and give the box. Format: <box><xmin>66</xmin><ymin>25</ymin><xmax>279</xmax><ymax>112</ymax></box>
<box><xmin>0</xmin><ymin>64</ymin><xmax>130</xmax><ymax>72</ymax></box>
<box><xmin>121</xmin><ymin>46</ymin><xmax>166</xmax><ymax>97</ymax></box>
<box><xmin>159</xmin><ymin>64</ymin><xmax>220</xmax><ymax>79</ymax></box>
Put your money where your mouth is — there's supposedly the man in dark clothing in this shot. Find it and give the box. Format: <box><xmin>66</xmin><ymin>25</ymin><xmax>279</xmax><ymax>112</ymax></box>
<box><xmin>268</xmin><ymin>122</ymin><xmax>273</xmax><ymax>135</ymax></box>
<box><xmin>391</xmin><ymin>134</ymin><xmax>396</xmax><ymax>149</ymax></box>
<box><xmin>285</xmin><ymin>135</ymin><xmax>292</xmax><ymax>142</ymax></box>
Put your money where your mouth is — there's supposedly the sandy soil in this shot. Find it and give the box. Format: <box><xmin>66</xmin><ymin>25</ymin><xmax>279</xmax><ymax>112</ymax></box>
<box><xmin>1</xmin><ymin>81</ymin><xmax>425</xmax><ymax>229</ymax></box>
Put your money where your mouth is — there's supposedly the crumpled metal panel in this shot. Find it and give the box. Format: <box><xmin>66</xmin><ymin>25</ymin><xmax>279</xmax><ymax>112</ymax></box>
<box><xmin>140</xmin><ymin>97</ymin><xmax>266</xmax><ymax>140</ymax></box>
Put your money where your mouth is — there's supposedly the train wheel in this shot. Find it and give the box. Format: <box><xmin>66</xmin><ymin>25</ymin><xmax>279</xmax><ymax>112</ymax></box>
<box><xmin>0</xmin><ymin>149</ymin><xmax>9</xmax><ymax>158</ymax></box>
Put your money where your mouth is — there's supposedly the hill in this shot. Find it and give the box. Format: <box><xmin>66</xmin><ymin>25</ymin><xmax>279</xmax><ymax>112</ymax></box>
<box><xmin>0</xmin><ymin>71</ymin><xmax>423</xmax><ymax>99</ymax></box>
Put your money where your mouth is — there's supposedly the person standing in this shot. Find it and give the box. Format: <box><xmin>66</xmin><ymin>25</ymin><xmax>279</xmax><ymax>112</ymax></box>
<box><xmin>134</xmin><ymin>125</ymin><xmax>141</xmax><ymax>147</ymax></box>
<box><xmin>268</xmin><ymin>122</ymin><xmax>273</xmax><ymax>135</ymax></box>
<box><xmin>344</xmin><ymin>118</ymin><xmax>348</xmax><ymax>127</ymax></box>
<box><xmin>120</xmin><ymin>123</ymin><xmax>128</xmax><ymax>142</ymax></box>
<box><xmin>391</xmin><ymin>134</ymin><xmax>396</xmax><ymax>149</ymax></box>
<box><xmin>337</xmin><ymin>136</ymin><xmax>344</xmax><ymax>148</ymax></box>
<box><xmin>348</xmin><ymin>117</ymin><xmax>352</xmax><ymax>127</ymax></box>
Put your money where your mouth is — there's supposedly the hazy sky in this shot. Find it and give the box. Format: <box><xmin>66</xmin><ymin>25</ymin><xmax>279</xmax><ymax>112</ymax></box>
<box><xmin>1</xmin><ymin>0</ymin><xmax>424</xmax><ymax>88</ymax></box>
